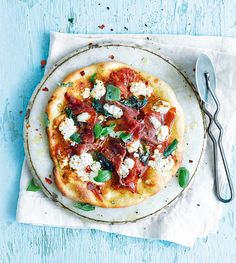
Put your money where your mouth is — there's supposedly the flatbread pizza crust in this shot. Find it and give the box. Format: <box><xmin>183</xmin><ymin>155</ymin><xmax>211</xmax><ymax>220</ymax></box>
<box><xmin>47</xmin><ymin>62</ymin><xmax>184</xmax><ymax>208</ymax></box>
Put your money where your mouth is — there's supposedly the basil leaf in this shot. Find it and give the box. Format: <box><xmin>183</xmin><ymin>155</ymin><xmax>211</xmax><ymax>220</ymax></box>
<box><xmin>70</xmin><ymin>132</ymin><xmax>81</xmax><ymax>143</ymax></box>
<box><xmin>120</xmin><ymin>96</ymin><xmax>147</xmax><ymax>109</ymax></box>
<box><xmin>44</xmin><ymin>113</ymin><xmax>50</xmax><ymax>128</ymax></box>
<box><xmin>93</xmin><ymin>123</ymin><xmax>116</xmax><ymax>138</ymax></box>
<box><xmin>94</xmin><ymin>170</ymin><xmax>112</xmax><ymax>182</ymax></box>
<box><xmin>105</xmin><ymin>84</ymin><xmax>121</xmax><ymax>101</ymax></box>
<box><xmin>163</xmin><ymin>139</ymin><xmax>178</xmax><ymax>157</ymax></box>
<box><xmin>65</xmin><ymin>107</ymin><xmax>73</xmax><ymax>118</ymax></box>
<box><xmin>95</xmin><ymin>152</ymin><xmax>114</xmax><ymax>171</ymax></box>
<box><xmin>94</xmin><ymin>123</ymin><xmax>103</xmax><ymax>139</ymax></box>
<box><xmin>178</xmin><ymin>167</ymin><xmax>190</xmax><ymax>188</ymax></box>
<box><xmin>73</xmin><ymin>202</ymin><xmax>95</xmax><ymax>211</ymax></box>
<box><xmin>58</xmin><ymin>82</ymin><xmax>73</xmax><ymax>87</ymax></box>
<box><xmin>27</xmin><ymin>179</ymin><xmax>41</xmax><ymax>192</ymax></box>
<box><xmin>89</xmin><ymin>73</ymin><xmax>97</xmax><ymax>84</ymax></box>
<box><xmin>119</xmin><ymin>132</ymin><xmax>132</xmax><ymax>142</ymax></box>
<box><xmin>92</xmin><ymin>99</ymin><xmax>112</xmax><ymax>116</ymax></box>
<box><xmin>100</xmin><ymin>123</ymin><xmax>116</xmax><ymax>137</ymax></box>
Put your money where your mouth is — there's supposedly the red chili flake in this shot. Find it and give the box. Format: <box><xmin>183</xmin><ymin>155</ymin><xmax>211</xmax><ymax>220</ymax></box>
<box><xmin>85</xmin><ymin>165</ymin><xmax>92</xmax><ymax>173</ymax></box>
<box><xmin>145</xmin><ymin>81</ymin><xmax>149</xmax><ymax>85</ymax></box>
<box><xmin>189</xmin><ymin>160</ymin><xmax>193</xmax><ymax>163</ymax></box>
<box><xmin>42</xmin><ymin>87</ymin><xmax>49</xmax><ymax>92</ymax></box>
<box><xmin>80</xmin><ymin>70</ymin><xmax>85</xmax><ymax>76</ymax></box>
<box><xmin>149</xmin><ymin>156</ymin><xmax>155</xmax><ymax>161</ymax></box>
<box><xmin>45</xmin><ymin>177</ymin><xmax>52</xmax><ymax>184</ymax></box>
<box><xmin>26</xmin><ymin>124</ymin><xmax>31</xmax><ymax>129</ymax></box>
<box><xmin>108</xmin><ymin>54</ymin><xmax>114</xmax><ymax>60</ymax></box>
<box><xmin>98</xmin><ymin>24</ymin><xmax>105</xmax><ymax>29</ymax></box>
<box><xmin>41</xmin><ymin>60</ymin><xmax>47</xmax><ymax>67</ymax></box>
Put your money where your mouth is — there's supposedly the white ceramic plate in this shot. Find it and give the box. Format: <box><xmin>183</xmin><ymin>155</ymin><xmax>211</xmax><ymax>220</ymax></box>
<box><xmin>24</xmin><ymin>43</ymin><xmax>206</xmax><ymax>223</ymax></box>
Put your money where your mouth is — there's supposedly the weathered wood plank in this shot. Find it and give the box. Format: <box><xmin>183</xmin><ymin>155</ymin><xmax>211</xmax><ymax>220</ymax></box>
<box><xmin>0</xmin><ymin>0</ymin><xmax>236</xmax><ymax>262</ymax></box>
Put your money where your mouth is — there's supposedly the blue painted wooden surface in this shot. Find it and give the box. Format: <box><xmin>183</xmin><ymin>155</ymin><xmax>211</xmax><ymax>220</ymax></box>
<box><xmin>1</xmin><ymin>0</ymin><xmax>236</xmax><ymax>262</ymax></box>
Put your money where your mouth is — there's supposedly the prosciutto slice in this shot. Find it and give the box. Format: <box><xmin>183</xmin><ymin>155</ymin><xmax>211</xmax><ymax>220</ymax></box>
<box><xmin>101</xmin><ymin>138</ymin><xmax>126</xmax><ymax>172</ymax></box>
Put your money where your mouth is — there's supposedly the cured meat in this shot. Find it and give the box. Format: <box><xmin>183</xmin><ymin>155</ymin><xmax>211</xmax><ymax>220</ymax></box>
<box><xmin>101</xmin><ymin>138</ymin><xmax>126</xmax><ymax>171</ymax></box>
<box><xmin>109</xmin><ymin>68</ymin><xmax>140</xmax><ymax>97</ymax></box>
<box><xmin>120</xmin><ymin>157</ymin><xmax>147</xmax><ymax>193</ymax></box>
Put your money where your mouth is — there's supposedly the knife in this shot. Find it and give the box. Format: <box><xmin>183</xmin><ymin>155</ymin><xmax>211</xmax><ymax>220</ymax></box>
<box><xmin>195</xmin><ymin>54</ymin><xmax>234</xmax><ymax>203</ymax></box>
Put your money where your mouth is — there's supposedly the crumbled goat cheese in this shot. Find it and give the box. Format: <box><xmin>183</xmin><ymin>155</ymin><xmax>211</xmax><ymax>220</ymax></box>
<box><xmin>130</xmin><ymin>82</ymin><xmax>153</xmax><ymax>97</ymax></box>
<box><xmin>127</xmin><ymin>140</ymin><xmax>140</xmax><ymax>153</ymax></box>
<box><xmin>90</xmin><ymin>80</ymin><xmax>106</xmax><ymax>99</ymax></box>
<box><xmin>77</xmin><ymin>112</ymin><xmax>91</xmax><ymax>122</ymax></box>
<box><xmin>149</xmin><ymin>116</ymin><xmax>161</xmax><ymax>130</ymax></box>
<box><xmin>82</xmin><ymin>88</ymin><xmax>90</xmax><ymax>99</ymax></box>
<box><xmin>59</xmin><ymin>118</ymin><xmax>77</xmax><ymax>140</ymax></box>
<box><xmin>152</xmin><ymin>100</ymin><xmax>170</xmax><ymax>114</ymax></box>
<box><xmin>148</xmin><ymin>149</ymin><xmax>175</xmax><ymax>172</ymax></box>
<box><xmin>103</xmin><ymin>104</ymin><xmax>123</xmax><ymax>119</ymax></box>
<box><xmin>119</xmin><ymin>158</ymin><xmax>135</xmax><ymax>178</ymax></box>
<box><xmin>98</xmin><ymin>115</ymin><xmax>105</xmax><ymax>123</ymax></box>
<box><xmin>69</xmin><ymin>153</ymin><xmax>102</xmax><ymax>184</ymax></box>
<box><xmin>156</xmin><ymin>125</ymin><xmax>169</xmax><ymax>142</ymax></box>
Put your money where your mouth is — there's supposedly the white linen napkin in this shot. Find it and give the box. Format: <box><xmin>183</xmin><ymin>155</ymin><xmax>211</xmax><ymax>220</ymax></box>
<box><xmin>16</xmin><ymin>33</ymin><xmax>236</xmax><ymax>247</ymax></box>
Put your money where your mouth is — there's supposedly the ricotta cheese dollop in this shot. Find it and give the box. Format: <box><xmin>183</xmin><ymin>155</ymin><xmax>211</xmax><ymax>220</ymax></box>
<box><xmin>149</xmin><ymin>116</ymin><xmax>161</xmax><ymax>130</ymax></box>
<box><xmin>90</xmin><ymin>80</ymin><xmax>106</xmax><ymax>99</ymax></box>
<box><xmin>77</xmin><ymin>112</ymin><xmax>91</xmax><ymax>122</ymax></box>
<box><xmin>127</xmin><ymin>140</ymin><xmax>140</xmax><ymax>153</ymax></box>
<box><xmin>59</xmin><ymin>118</ymin><xmax>77</xmax><ymax>140</ymax></box>
<box><xmin>82</xmin><ymin>88</ymin><xmax>90</xmax><ymax>99</ymax></box>
<box><xmin>156</xmin><ymin>125</ymin><xmax>169</xmax><ymax>142</ymax></box>
<box><xmin>69</xmin><ymin>153</ymin><xmax>102</xmax><ymax>184</ymax></box>
<box><xmin>130</xmin><ymin>82</ymin><xmax>153</xmax><ymax>97</ymax></box>
<box><xmin>119</xmin><ymin>158</ymin><xmax>135</xmax><ymax>178</ymax></box>
<box><xmin>152</xmin><ymin>100</ymin><xmax>170</xmax><ymax>114</ymax></box>
<box><xmin>103</xmin><ymin>104</ymin><xmax>123</xmax><ymax>119</ymax></box>
<box><xmin>148</xmin><ymin>149</ymin><xmax>175</xmax><ymax>173</ymax></box>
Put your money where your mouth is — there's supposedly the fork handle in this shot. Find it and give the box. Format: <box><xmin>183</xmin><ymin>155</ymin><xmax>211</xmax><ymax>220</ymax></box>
<box><xmin>205</xmin><ymin>73</ymin><xmax>234</xmax><ymax>202</ymax></box>
<box><xmin>202</xmin><ymin>103</ymin><xmax>234</xmax><ymax>203</ymax></box>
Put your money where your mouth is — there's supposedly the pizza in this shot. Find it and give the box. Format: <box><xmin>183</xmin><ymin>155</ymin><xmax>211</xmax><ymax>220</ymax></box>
<box><xmin>46</xmin><ymin>61</ymin><xmax>184</xmax><ymax>208</ymax></box>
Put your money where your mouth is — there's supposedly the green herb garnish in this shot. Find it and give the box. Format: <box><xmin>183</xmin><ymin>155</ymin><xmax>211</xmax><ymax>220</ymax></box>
<box><xmin>27</xmin><ymin>179</ymin><xmax>41</xmax><ymax>192</ymax></box>
<box><xmin>89</xmin><ymin>73</ymin><xmax>97</xmax><ymax>84</ymax></box>
<box><xmin>163</xmin><ymin>139</ymin><xmax>178</xmax><ymax>157</ymax></box>
<box><xmin>70</xmin><ymin>132</ymin><xmax>81</xmax><ymax>143</ymax></box>
<box><xmin>94</xmin><ymin>123</ymin><xmax>116</xmax><ymax>138</ymax></box>
<box><xmin>94</xmin><ymin>123</ymin><xmax>103</xmax><ymax>139</ymax></box>
<box><xmin>65</xmin><ymin>107</ymin><xmax>73</xmax><ymax>118</ymax></box>
<box><xmin>58</xmin><ymin>82</ymin><xmax>73</xmax><ymax>87</ymax></box>
<box><xmin>119</xmin><ymin>132</ymin><xmax>132</xmax><ymax>142</ymax></box>
<box><xmin>120</xmin><ymin>96</ymin><xmax>147</xmax><ymax>109</ymax></box>
<box><xmin>105</xmin><ymin>84</ymin><xmax>121</xmax><ymax>101</ymax></box>
<box><xmin>92</xmin><ymin>99</ymin><xmax>112</xmax><ymax>116</ymax></box>
<box><xmin>73</xmin><ymin>202</ymin><xmax>95</xmax><ymax>211</ymax></box>
<box><xmin>178</xmin><ymin>167</ymin><xmax>190</xmax><ymax>188</ymax></box>
<box><xmin>94</xmin><ymin>170</ymin><xmax>112</xmax><ymax>182</ymax></box>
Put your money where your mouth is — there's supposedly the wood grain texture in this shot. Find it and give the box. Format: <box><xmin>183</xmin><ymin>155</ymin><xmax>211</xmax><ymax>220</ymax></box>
<box><xmin>0</xmin><ymin>0</ymin><xmax>236</xmax><ymax>262</ymax></box>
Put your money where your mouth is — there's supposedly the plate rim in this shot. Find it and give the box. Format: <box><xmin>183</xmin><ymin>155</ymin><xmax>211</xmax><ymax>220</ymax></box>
<box><xmin>23</xmin><ymin>42</ymin><xmax>207</xmax><ymax>224</ymax></box>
